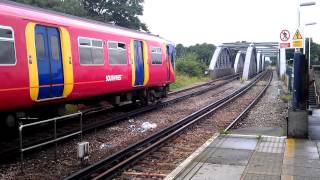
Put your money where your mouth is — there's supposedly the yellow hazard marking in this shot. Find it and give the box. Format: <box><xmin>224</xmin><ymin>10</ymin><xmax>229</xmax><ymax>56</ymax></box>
<box><xmin>293</xmin><ymin>29</ymin><xmax>303</xmax><ymax>40</ymax></box>
<box><xmin>293</xmin><ymin>40</ymin><xmax>303</xmax><ymax>48</ymax></box>
<box><xmin>285</xmin><ymin>138</ymin><xmax>295</xmax><ymax>157</ymax></box>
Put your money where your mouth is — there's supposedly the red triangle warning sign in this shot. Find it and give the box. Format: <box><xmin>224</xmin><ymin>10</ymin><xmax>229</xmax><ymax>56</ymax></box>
<box><xmin>293</xmin><ymin>29</ymin><xmax>303</xmax><ymax>40</ymax></box>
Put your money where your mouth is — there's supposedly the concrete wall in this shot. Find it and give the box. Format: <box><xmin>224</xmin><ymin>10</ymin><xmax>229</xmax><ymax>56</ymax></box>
<box><xmin>209</xmin><ymin>68</ymin><xmax>235</xmax><ymax>79</ymax></box>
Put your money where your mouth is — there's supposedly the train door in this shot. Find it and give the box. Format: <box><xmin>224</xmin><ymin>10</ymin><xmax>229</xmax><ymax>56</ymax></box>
<box><xmin>166</xmin><ymin>46</ymin><xmax>171</xmax><ymax>81</ymax></box>
<box><xmin>166</xmin><ymin>45</ymin><xmax>176</xmax><ymax>80</ymax></box>
<box><xmin>133</xmin><ymin>40</ymin><xmax>144</xmax><ymax>86</ymax></box>
<box><xmin>35</xmin><ymin>25</ymin><xmax>64</xmax><ymax>99</ymax></box>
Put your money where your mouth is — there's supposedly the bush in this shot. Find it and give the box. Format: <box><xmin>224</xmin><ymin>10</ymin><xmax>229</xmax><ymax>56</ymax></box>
<box><xmin>176</xmin><ymin>53</ymin><xmax>205</xmax><ymax>77</ymax></box>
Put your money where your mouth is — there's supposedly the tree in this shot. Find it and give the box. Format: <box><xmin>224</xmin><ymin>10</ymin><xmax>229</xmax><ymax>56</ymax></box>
<box><xmin>82</xmin><ymin>0</ymin><xmax>148</xmax><ymax>31</ymax></box>
<box><xmin>52</xmin><ymin>0</ymin><xmax>88</xmax><ymax>17</ymax></box>
<box><xmin>175</xmin><ymin>43</ymin><xmax>216</xmax><ymax>66</ymax></box>
<box><xmin>11</xmin><ymin>0</ymin><xmax>148</xmax><ymax>31</ymax></box>
<box><xmin>12</xmin><ymin>0</ymin><xmax>88</xmax><ymax>17</ymax></box>
<box><xmin>187</xmin><ymin>43</ymin><xmax>216</xmax><ymax>65</ymax></box>
<box><xmin>176</xmin><ymin>53</ymin><xmax>206</xmax><ymax>77</ymax></box>
<box><xmin>175</xmin><ymin>44</ymin><xmax>186</xmax><ymax>58</ymax></box>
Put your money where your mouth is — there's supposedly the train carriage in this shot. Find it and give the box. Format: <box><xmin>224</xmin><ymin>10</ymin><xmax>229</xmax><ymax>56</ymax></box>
<box><xmin>0</xmin><ymin>1</ymin><xmax>176</xmax><ymax>128</ymax></box>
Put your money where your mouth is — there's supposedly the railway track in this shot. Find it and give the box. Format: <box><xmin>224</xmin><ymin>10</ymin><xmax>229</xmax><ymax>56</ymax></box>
<box><xmin>0</xmin><ymin>74</ymin><xmax>239</xmax><ymax>161</ymax></box>
<box><xmin>65</xmin><ymin>71</ymin><xmax>272</xmax><ymax>180</ymax></box>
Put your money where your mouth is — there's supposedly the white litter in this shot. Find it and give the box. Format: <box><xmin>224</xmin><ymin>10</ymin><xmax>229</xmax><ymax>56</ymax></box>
<box><xmin>140</xmin><ymin>122</ymin><xmax>157</xmax><ymax>132</ymax></box>
<box><xmin>99</xmin><ymin>143</ymin><xmax>115</xmax><ymax>149</ymax></box>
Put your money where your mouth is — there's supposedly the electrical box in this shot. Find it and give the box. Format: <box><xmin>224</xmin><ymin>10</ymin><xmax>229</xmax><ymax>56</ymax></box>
<box><xmin>78</xmin><ymin>142</ymin><xmax>89</xmax><ymax>160</ymax></box>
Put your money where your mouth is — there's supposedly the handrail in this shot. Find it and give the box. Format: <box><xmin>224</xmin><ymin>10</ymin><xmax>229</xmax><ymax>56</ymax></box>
<box><xmin>19</xmin><ymin>112</ymin><xmax>83</xmax><ymax>172</ymax></box>
<box><xmin>311</xmin><ymin>68</ymin><xmax>320</xmax><ymax>105</ymax></box>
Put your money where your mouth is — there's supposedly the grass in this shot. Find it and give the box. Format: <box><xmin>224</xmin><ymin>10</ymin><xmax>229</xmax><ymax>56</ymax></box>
<box><xmin>280</xmin><ymin>94</ymin><xmax>292</xmax><ymax>103</ymax></box>
<box><xmin>220</xmin><ymin>130</ymin><xmax>230</xmax><ymax>135</ymax></box>
<box><xmin>170</xmin><ymin>73</ymin><xmax>209</xmax><ymax>91</ymax></box>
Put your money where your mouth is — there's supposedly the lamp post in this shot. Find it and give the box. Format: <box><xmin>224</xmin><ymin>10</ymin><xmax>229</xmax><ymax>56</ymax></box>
<box><xmin>305</xmin><ymin>22</ymin><xmax>317</xmax><ymax>68</ymax></box>
<box><xmin>298</xmin><ymin>2</ymin><xmax>316</xmax><ymax>53</ymax></box>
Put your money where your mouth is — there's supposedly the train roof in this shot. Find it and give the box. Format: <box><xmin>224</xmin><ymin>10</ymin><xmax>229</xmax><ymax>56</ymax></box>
<box><xmin>0</xmin><ymin>0</ymin><xmax>171</xmax><ymax>43</ymax></box>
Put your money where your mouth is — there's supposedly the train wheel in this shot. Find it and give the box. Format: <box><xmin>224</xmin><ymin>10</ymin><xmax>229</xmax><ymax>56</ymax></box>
<box><xmin>0</xmin><ymin>113</ymin><xmax>18</xmax><ymax>139</ymax></box>
<box><xmin>5</xmin><ymin>114</ymin><xmax>16</xmax><ymax>128</ymax></box>
<box><xmin>148</xmin><ymin>90</ymin><xmax>156</xmax><ymax>104</ymax></box>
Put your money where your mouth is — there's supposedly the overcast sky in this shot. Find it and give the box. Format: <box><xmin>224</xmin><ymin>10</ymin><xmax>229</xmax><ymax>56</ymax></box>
<box><xmin>141</xmin><ymin>0</ymin><xmax>320</xmax><ymax>46</ymax></box>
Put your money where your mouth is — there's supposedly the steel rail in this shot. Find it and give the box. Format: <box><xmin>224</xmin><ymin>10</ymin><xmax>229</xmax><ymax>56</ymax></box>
<box><xmin>0</xmin><ymin>74</ymin><xmax>239</xmax><ymax>160</ymax></box>
<box><xmin>168</xmin><ymin>73</ymin><xmax>239</xmax><ymax>96</ymax></box>
<box><xmin>224</xmin><ymin>71</ymin><xmax>273</xmax><ymax>131</ymax></box>
<box><xmin>65</xmin><ymin>71</ymin><xmax>269</xmax><ymax>180</ymax></box>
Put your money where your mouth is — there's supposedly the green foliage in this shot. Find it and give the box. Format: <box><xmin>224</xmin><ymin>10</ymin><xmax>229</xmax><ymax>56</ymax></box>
<box><xmin>175</xmin><ymin>43</ymin><xmax>216</xmax><ymax>66</ymax></box>
<box><xmin>11</xmin><ymin>0</ymin><xmax>148</xmax><ymax>31</ymax></box>
<box><xmin>175</xmin><ymin>43</ymin><xmax>215</xmax><ymax>78</ymax></box>
<box><xmin>176</xmin><ymin>53</ymin><xmax>206</xmax><ymax>77</ymax></box>
<box><xmin>286</xmin><ymin>39</ymin><xmax>320</xmax><ymax>65</ymax></box>
<box><xmin>82</xmin><ymin>0</ymin><xmax>148</xmax><ymax>31</ymax></box>
<box><xmin>280</xmin><ymin>94</ymin><xmax>292</xmax><ymax>103</ymax></box>
<box><xmin>306</xmin><ymin>38</ymin><xmax>320</xmax><ymax>65</ymax></box>
<box><xmin>12</xmin><ymin>0</ymin><xmax>87</xmax><ymax>17</ymax></box>
<box><xmin>170</xmin><ymin>73</ymin><xmax>209</xmax><ymax>91</ymax></box>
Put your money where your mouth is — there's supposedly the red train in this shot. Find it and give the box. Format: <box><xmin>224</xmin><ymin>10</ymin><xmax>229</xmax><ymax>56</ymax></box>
<box><xmin>0</xmin><ymin>1</ymin><xmax>176</xmax><ymax>128</ymax></box>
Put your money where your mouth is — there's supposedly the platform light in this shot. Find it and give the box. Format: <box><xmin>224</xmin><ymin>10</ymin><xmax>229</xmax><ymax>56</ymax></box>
<box><xmin>297</xmin><ymin>1</ymin><xmax>316</xmax><ymax>53</ymax></box>
<box><xmin>300</xmin><ymin>2</ymin><xmax>316</xmax><ymax>7</ymax></box>
<box><xmin>306</xmin><ymin>22</ymin><xmax>317</xmax><ymax>26</ymax></box>
<box><xmin>305</xmin><ymin>22</ymin><xmax>317</xmax><ymax>68</ymax></box>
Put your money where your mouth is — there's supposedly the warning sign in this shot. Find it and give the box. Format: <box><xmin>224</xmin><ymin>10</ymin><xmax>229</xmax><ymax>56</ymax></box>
<box><xmin>279</xmin><ymin>43</ymin><xmax>290</xmax><ymax>48</ymax></box>
<box><xmin>293</xmin><ymin>40</ymin><xmax>303</xmax><ymax>48</ymax></box>
<box><xmin>293</xmin><ymin>29</ymin><xmax>303</xmax><ymax>40</ymax></box>
<box><xmin>280</xmin><ymin>30</ymin><xmax>290</xmax><ymax>41</ymax></box>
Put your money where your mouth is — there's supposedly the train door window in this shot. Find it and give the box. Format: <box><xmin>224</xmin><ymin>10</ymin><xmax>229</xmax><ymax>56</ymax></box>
<box><xmin>50</xmin><ymin>36</ymin><xmax>60</xmax><ymax>60</ymax></box>
<box><xmin>78</xmin><ymin>37</ymin><xmax>104</xmax><ymax>65</ymax></box>
<box><xmin>0</xmin><ymin>26</ymin><xmax>16</xmax><ymax>65</ymax></box>
<box><xmin>151</xmin><ymin>47</ymin><xmax>162</xmax><ymax>64</ymax></box>
<box><xmin>108</xmin><ymin>41</ymin><xmax>127</xmax><ymax>65</ymax></box>
<box><xmin>35</xmin><ymin>34</ymin><xmax>46</xmax><ymax>59</ymax></box>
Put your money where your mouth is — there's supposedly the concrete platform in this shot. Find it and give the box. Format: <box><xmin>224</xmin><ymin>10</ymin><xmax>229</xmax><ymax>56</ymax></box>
<box><xmin>309</xmin><ymin>109</ymin><xmax>320</xmax><ymax>140</ymax></box>
<box><xmin>165</xmin><ymin>134</ymin><xmax>320</xmax><ymax>180</ymax></box>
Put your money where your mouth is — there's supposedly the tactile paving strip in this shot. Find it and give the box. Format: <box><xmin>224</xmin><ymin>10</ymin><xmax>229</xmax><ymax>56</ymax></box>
<box><xmin>245</xmin><ymin>152</ymin><xmax>283</xmax><ymax>175</ymax></box>
<box><xmin>242</xmin><ymin>173</ymin><xmax>280</xmax><ymax>180</ymax></box>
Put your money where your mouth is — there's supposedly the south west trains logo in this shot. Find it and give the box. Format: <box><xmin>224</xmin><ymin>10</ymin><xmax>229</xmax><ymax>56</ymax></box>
<box><xmin>106</xmin><ymin>75</ymin><xmax>123</xmax><ymax>82</ymax></box>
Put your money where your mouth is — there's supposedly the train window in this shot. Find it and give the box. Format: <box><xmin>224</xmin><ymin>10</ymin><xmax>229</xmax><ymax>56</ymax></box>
<box><xmin>118</xmin><ymin>43</ymin><xmax>126</xmax><ymax>49</ymax></box>
<box><xmin>108</xmin><ymin>41</ymin><xmax>127</xmax><ymax>65</ymax></box>
<box><xmin>35</xmin><ymin>34</ymin><xmax>46</xmax><ymax>59</ymax></box>
<box><xmin>92</xmin><ymin>40</ymin><xmax>102</xmax><ymax>47</ymax></box>
<box><xmin>79</xmin><ymin>47</ymin><xmax>92</xmax><ymax>64</ymax></box>
<box><xmin>78</xmin><ymin>37</ymin><xmax>104</xmax><ymax>65</ymax></box>
<box><xmin>50</xmin><ymin>36</ymin><xmax>60</xmax><ymax>60</ymax></box>
<box><xmin>108</xmin><ymin>41</ymin><xmax>118</xmax><ymax>49</ymax></box>
<box><xmin>0</xmin><ymin>27</ymin><xmax>16</xmax><ymax>65</ymax></box>
<box><xmin>0</xmin><ymin>28</ymin><xmax>12</xmax><ymax>39</ymax></box>
<box><xmin>79</xmin><ymin>38</ymin><xmax>91</xmax><ymax>46</ymax></box>
<box><xmin>0</xmin><ymin>41</ymin><xmax>15</xmax><ymax>65</ymax></box>
<box><xmin>92</xmin><ymin>48</ymin><xmax>104</xmax><ymax>64</ymax></box>
<box><xmin>151</xmin><ymin>47</ymin><xmax>162</xmax><ymax>64</ymax></box>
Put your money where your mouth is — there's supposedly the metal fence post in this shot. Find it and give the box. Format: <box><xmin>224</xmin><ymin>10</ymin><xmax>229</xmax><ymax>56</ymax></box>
<box><xmin>54</xmin><ymin>118</ymin><xmax>57</xmax><ymax>160</ymax></box>
<box><xmin>19</xmin><ymin>122</ymin><xmax>23</xmax><ymax>173</ymax></box>
<box><xmin>80</xmin><ymin>112</ymin><xmax>83</xmax><ymax>141</ymax></box>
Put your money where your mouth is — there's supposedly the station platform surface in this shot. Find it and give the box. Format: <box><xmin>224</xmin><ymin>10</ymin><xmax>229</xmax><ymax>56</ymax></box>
<box><xmin>164</xmin><ymin>108</ymin><xmax>320</xmax><ymax>180</ymax></box>
<box><xmin>309</xmin><ymin>109</ymin><xmax>320</xmax><ymax>140</ymax></box>
<box><xmin>165</xmin><ymin>133</ymin><xmax>320</xmax><ymax>180</ymax></box>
